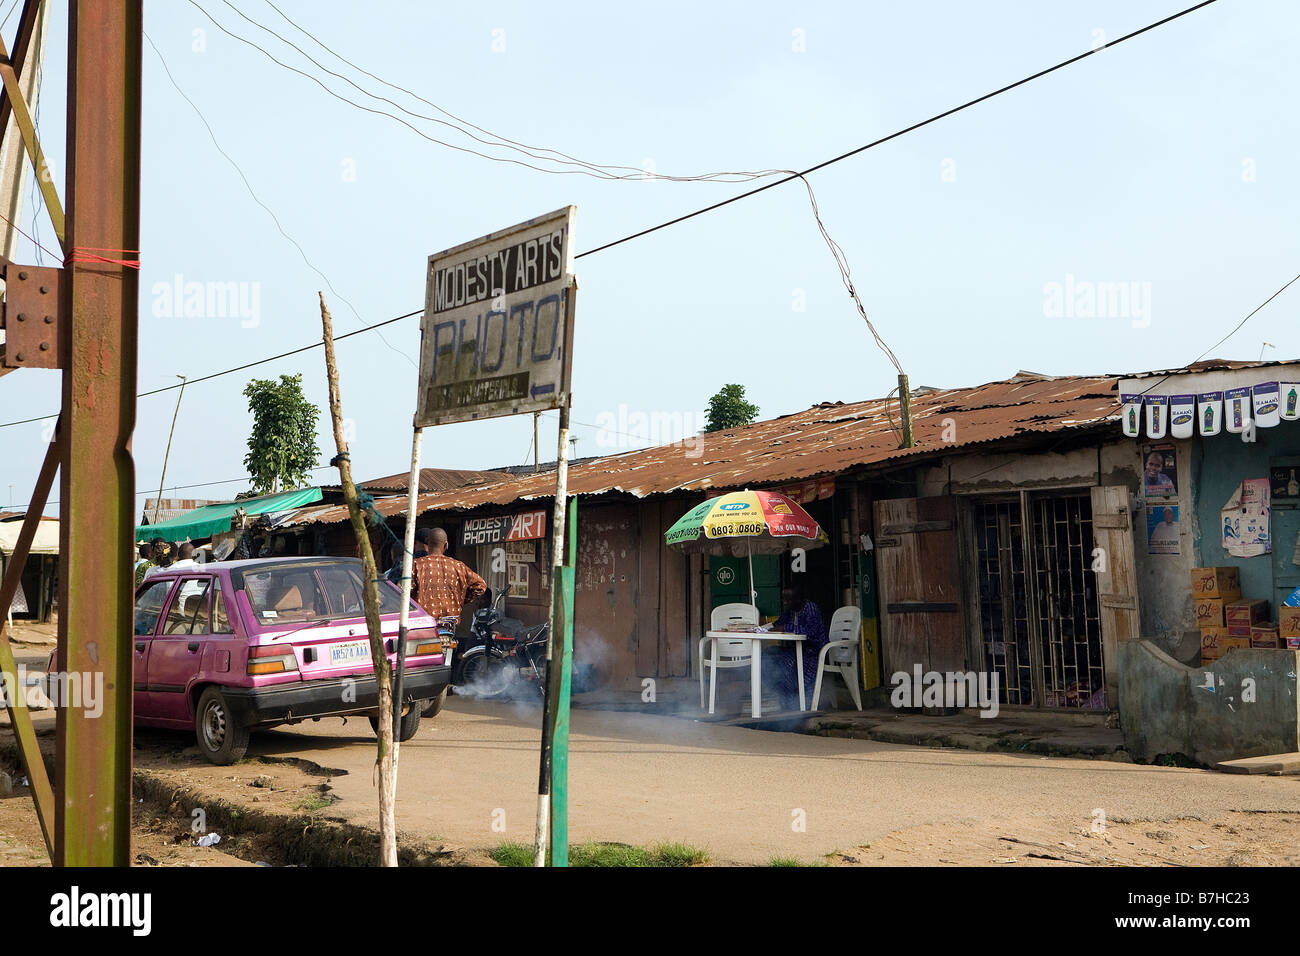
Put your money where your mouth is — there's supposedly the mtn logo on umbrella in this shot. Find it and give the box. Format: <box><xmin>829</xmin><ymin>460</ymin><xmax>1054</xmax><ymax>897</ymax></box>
<box><xmin>718</xmin><ymin>502</ymin><xmax>750</xmax><ymax>511</ymax></box>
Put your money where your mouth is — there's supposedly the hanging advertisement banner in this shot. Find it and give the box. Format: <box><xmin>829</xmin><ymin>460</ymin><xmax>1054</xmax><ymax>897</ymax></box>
<box><xmin>1169</xmin><ymin>394</ymin><xmax>1195</xmax><ymax>439</ymax></box>
<box><xmin>1198</xmin><ymin>391</ymin><xmax>1223</xmax><ymax>436</ymax></box>
<box><xmin>1120</xmin><ymin>394</ymin><xmax>1143</xmax><ymax>438</ymax></box>
<box><xmin>1145</xmin><ymin>394</ymin><xmax>1168</xmax><ymax>439</ymax></box>
<box><xmin>1225</xmin><ymin>386</ymin><xmax>1251</xmax><ymax>434</ymax></box>
<box><xmin>1280</xmin><ymin>383</ymin><xmax>1300</xmax><ymax>421</ymax></box>
<box><xmin>1253</xmin><ymin>381</ymin><xmax>1281</xmax><ymax>428</ymax></box>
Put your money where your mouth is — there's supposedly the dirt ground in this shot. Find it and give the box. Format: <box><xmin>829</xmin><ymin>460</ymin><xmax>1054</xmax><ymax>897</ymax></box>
<box><xmin>2</xmin><ymin>715</ymin><xmax>1297</xmax><ymax>866</ymax></box>
<box><xmin>2</xmin><ymin>745</ymin><xmax>1296</xmax><ymax>866</ymax></box>
<box><xmin>3</xmin><ymin>618</ymin><xmax>1298</xmax><ymax>867</ymax></box>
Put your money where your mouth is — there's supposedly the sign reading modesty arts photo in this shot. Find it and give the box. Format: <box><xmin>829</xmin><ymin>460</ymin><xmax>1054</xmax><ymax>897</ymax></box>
<box><xmin>417</xmin><ymin>207</ymin><xmax>577</xmax><ymax>427</ymax></box>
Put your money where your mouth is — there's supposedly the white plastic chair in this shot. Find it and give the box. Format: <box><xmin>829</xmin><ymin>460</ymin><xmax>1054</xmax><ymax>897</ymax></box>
<box><xmin>700</xmin><ymin>603</ymin><xmax>758</xmax><ymax>713</ymax></box>
<box><xmin>813</xmin><ymin>606</ymin><xmax>863</xmax><ymax>711</ymax></box>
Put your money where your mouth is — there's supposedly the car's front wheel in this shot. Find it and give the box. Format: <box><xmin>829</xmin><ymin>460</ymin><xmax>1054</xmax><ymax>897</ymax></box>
<box><xmin>195</xmin><ymin>686</ymin><xmax>250</xmax><ymax>765</ymax></box>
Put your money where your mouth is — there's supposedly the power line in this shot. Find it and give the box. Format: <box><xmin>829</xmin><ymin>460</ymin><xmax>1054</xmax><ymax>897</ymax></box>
<box><xmin>0</xmin><ymin>0</ymin><xmax>1222</xmax><ymax>430</ymax></box>
<box><xmin>142</xmin><ymin>30</ymin><xmax>415</xmax><ymax>369</ymax></box>
<box><xmin>205</xmin><ymin>0</ymin><xmax>1219</xmax><ymax>373</ymax></box>
<box><xmin>1131</xmin><ymin>269</ymin><xmax>1300</xmax><ymax>399</ymax></box>
<box><xmin>576</xmin><ymin>0</ymin><xmax>1220</xmax><ymax>258</ymax></box>
<box><xmin>0</xmin><ymin>308</ymin><xmax>422</xmax><ymax>429</ymax></box>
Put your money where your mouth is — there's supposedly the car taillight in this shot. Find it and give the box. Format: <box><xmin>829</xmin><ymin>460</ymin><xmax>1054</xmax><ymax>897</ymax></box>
<box><xmin>404</xmin><ymin>628</ymin><xmax>443</xmax><ymax>658</ymax></box>
<box><xmin>248</xmin><ymin>644</ymin><xmax>299</xmax><ymax>675</ymax></box>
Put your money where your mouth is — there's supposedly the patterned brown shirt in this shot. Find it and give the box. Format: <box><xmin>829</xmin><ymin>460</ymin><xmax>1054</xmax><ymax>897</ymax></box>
<box><xmin>411</xmin><ymin>553</ymin><xmax>487</xmax><ymax>618</ymax></box>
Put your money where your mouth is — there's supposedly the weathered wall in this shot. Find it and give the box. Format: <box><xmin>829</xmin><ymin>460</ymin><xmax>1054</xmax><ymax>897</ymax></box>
<box><xmin>916</xmin><ymin>438</ymin><xmax>1206</xmax><ymax>657</ymax></box>
<box><xmin>1119</xmin><ymin>640</ymin><xmax>1300</xmax><ymax>765</ymax></box>
<box><xmin>1192</xmin><ymin>425</ymin><xmax>1299</xmax><ymax>604</ymax></box>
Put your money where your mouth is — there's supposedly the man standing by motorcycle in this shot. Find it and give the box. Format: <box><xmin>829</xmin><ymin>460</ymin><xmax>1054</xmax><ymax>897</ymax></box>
<box><xmin>410</xmin><ymin>527</ymin><xmax>487</xmax><ymax>618</ymax></box>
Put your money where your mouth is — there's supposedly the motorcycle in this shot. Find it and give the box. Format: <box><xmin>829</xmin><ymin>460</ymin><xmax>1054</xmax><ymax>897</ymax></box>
<box><xmin>445</xmin><ymin>588</ymin><xmax>550</xmax><ymax>701</ymax></box>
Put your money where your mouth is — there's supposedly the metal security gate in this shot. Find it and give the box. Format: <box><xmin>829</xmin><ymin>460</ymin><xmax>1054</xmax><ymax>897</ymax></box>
<box><xmin>972</xmin><ymin>492</ymin><xmax>1105</xmax><ymax>709</ymax></box>
<box><xmin>1030</xmin><ymin>494</ymin><xmax>1104</xmax><ymax>708</ymax></box>
<box><xmin>973</xmin><ymin>500</ymin><xmax>1034</xmax><ymax>705</ymax></box>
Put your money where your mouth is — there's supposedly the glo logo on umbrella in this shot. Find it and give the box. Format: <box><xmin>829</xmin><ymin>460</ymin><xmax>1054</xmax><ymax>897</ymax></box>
<box><xmin>718</xmin><ymin>502</ymin><xmax>750</xmax><ymax>511</ymax></box>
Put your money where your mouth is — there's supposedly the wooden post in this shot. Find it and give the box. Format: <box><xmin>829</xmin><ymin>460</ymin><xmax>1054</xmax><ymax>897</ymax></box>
<box><xmin>319</xmin><ymin>292</ymin><xmax>398</xmax><ymax>866</ymax></box>
<box><xmin>153</xmin><ymin>374</ymin><xmax>186</xmax><ymax>523</ymax></box>
<box><xmin>897</xmin><ymin>373</ymin><xmax>914</xmax><ymax>449</ymax></box>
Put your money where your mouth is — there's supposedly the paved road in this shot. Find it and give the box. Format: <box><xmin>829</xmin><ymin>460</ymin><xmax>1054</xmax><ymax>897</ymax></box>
<box><xmin>230</xmin><ymin>697</ymin><xmax>1300</xmax><ymax>865</ymax></box>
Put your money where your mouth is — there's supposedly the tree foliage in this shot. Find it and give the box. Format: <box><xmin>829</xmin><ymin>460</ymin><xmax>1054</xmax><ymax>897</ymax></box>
<box><xmin>242</xmin><ymin>374</ymin><xmax>321</xmax><ymax>495</ymax></box>
<box><xmin>704</xmin><ymin>384</ymin><xmax>760</xmax><ymax>433</ymax></box>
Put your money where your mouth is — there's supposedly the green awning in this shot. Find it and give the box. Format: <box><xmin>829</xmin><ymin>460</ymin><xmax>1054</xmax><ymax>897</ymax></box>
<box><xmin>135</xmin><ymin>487</ymin><xmax>323</xmax><ymax>543</ymax></box>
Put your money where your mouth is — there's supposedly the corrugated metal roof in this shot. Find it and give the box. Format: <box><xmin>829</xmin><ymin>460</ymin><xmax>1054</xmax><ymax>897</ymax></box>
<box><xmin>286</xmin><ymin>371</ymin><xmax>1121</xmax><ymax>528</ymax></box>
<box><xmin>330</xmin><ymin>468</ymin><xmax>514</xmax><ymax>494</ymax></box>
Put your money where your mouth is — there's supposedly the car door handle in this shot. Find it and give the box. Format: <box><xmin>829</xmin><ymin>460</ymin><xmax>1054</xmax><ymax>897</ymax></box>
<box><xmin>135</xmin><ymin>642</ymin><xmax>145</xmax><ymax>653</ymax></box>
<box><xmin>187</xmin><ymin>641</ymin><xmax>200</xmax><ymax>653</ymax></box>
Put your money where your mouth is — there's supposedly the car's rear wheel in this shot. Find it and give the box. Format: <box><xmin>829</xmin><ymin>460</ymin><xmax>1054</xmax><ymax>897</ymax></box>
<box><xmin>421</xmin><ymin>687</ymin><xmax>448</xmax><ymax>717</ymax></box>
<box><xmin>368</xmin><ymin>703</ymin><xmax>421</xmax><ymax>741</ymax></box>
<box><xmin>195</xmin><ymin>686</ymin><xmax>250</xmax><ymax>765</ymax></box>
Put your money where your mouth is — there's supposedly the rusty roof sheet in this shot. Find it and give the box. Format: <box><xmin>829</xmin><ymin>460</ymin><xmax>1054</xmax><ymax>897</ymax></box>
<box><xmin>285</xmin><ymin>371</ymin><xmax>1121</xmax><ymax>528</ymax></box>
<box><xmin>332</xmin><ymin>468</ymin><xmax>514</xmax><ymax>494</ymax></box>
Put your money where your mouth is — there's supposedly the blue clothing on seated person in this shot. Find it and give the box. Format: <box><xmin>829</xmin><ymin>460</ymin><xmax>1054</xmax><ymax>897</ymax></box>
<box><xmin>766</xmin><ymin>599</ymin><xmax>827</xmax><ymax>708</ymax></box>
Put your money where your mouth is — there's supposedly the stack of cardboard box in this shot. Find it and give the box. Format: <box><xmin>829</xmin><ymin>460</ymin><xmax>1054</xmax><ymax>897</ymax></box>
<box><xmin>1228</xmin><ymin>599</ymin><xmax>1273</xmax><ymax>648</ymax></box>
<box><xmin>1192</xmin><ymin>566</ymin><xmax>1283</xmax><ymax>658</ymax></box>
<box><xmin>1194</xmin><ymin>567</ymin><xmax>1240</xmax><ymax>661</ymax></box>
<box><xmin>1280</xmin><ymin>604</ymin><xmax>1300</xmax><ymax>651</ymax></box>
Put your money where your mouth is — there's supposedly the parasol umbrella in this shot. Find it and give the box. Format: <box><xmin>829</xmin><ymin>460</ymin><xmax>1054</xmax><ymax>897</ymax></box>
<box><xmin>664</xmin><ymin>489</ymin><xmax>828</xmax><ymax>614</ymax></box>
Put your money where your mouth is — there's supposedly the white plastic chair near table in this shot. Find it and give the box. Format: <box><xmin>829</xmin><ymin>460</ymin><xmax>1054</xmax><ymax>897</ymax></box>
<box><xmin>700</xmin><ymin>603</ymin><xmax>758</xmax><ymax>712</ymax></box>
<box><xmin>812</xmin><ymin>606</ymin><xmax>863</xmax><ymax>710</ymax></box>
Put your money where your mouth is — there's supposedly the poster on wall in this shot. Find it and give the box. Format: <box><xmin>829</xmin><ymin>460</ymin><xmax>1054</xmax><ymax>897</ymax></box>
<box><xmin>1270</xmin><ymin>465</ymin><xmax>1300</xmax><ymax>500</ymax></box>
<box><xmin>1146</xmin><ymin>504</ymin><xmax>1181</xmax><ymax>555</ymax></box>
<box><xmin>1221</xmin><ymin>478</ymin><xmax>1272</xmax><ymax>557</ymax></box>
<box><xmin>507</xmin><ymin>561</ymin><xmax>530</xmax><ymax>597</ymax></box>
<box><xmin>1142</xmin><ymin>443</ymin><xmax>1177</xmax><ymax>498</ymax></box>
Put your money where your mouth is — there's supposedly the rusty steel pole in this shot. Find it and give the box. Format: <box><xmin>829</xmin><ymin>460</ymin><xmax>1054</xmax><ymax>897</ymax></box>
<box><xmin>54</xmin><ymin>0</ymin><xmax>142</xmax><ymax>867</ymax></box>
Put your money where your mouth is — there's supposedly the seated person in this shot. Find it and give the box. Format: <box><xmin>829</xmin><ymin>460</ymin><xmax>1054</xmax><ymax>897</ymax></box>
<box><xmin>763</xmin><ymin>583</ymin><xmax>827</xmax><ymax>711</ymax></box>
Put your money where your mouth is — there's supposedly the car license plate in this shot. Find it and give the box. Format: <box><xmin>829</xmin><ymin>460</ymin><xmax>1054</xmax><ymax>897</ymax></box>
<box><xmin>330</xmin><ymin>640</ymin><xmax>371</xmax><ymax>666</ymax></box>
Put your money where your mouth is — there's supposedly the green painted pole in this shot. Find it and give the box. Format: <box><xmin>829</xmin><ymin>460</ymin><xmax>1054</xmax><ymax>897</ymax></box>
<box><xmin>549</xmin><ymin>497</ymin><xmax>577</xmax><ymax>865</ymax></box>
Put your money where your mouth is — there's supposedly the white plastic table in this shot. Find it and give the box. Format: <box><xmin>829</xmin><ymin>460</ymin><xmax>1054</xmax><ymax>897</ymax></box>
<box><xmin>704</xmin><ymin>630</ymin><xmax>806</xmax><ymax>718</ymax></box>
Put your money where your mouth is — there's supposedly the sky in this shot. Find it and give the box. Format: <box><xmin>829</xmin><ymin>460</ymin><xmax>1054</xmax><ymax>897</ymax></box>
<box><xmin>1</xmin><ymin>0</ymin><xmax>1297</xmax><ymax>515</ymax></box>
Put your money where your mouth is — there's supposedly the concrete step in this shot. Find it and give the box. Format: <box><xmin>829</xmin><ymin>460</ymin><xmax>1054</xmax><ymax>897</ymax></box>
<box><xmin>1214</xmin><ymin>752</ymin><xmax>1300</xmax><ymax>775</ymax></box>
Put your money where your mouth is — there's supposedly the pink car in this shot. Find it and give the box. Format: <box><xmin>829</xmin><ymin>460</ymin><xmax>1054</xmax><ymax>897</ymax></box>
<box><xmin>124</xmin><ymin>556</ymin><xmax>449</xmax><ymax>764</ymax></box>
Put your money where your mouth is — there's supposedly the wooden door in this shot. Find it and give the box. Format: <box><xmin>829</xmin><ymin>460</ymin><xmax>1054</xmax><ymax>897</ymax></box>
<box><xmin>873</xmin><ymin>496</ymin><xmax>966</xmax><ymax>675</ymax></box>
<box><xmin>1088</xmin><ymin>485</ymin><xmax>1140</xmax><ymax>707</ymax></box>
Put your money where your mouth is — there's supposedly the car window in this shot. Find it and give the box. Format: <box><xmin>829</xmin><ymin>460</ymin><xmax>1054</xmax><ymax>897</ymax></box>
<box><xmin>239</xmin><ymin>566</ymin><xmax>328</xmax><ymax>623</ymax></box>
<box><xmin>135</xmin><ymin>580</ymin><xmax>173</xmax><ymax>636</ymax></box>
<box><xmin>235</xmin><ymin>561</ymin><xmax>402</xmax><ymax>622</ymax></box>
<box><xmin>162</xmin><ymin>578</ymin><xmax>211</xmax><ymax>636</ymax></box>
<box><xmin>212</xmin><ymin>579</ymin><xmax>232</xmax><ymax>634</ymax></box>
